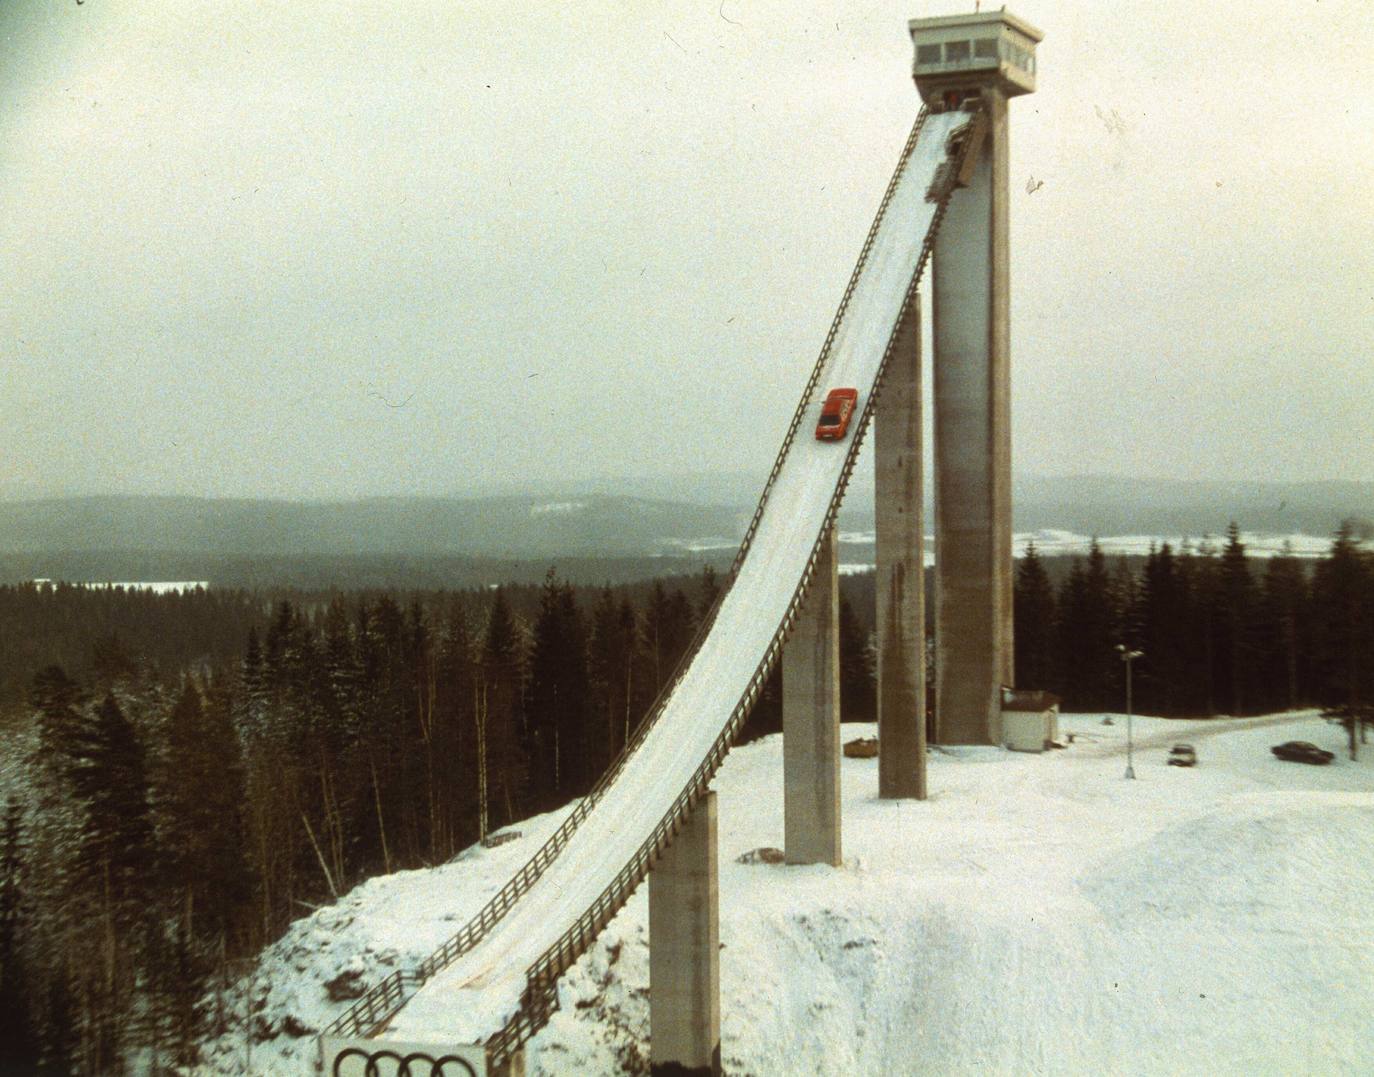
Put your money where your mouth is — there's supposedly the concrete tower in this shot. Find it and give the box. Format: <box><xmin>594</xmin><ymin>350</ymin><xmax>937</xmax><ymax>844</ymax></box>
<box><xmin>909</xmin><ymin>11</ymin><xmax>1041</xmax><ymax>746</ymax></box>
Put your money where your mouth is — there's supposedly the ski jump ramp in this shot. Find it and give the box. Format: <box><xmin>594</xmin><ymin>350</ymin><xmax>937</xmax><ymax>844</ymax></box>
<box><xmin>322</xmin><ymin>105</ymin><xmax>975</xmax><ymax>1074</ymax></box>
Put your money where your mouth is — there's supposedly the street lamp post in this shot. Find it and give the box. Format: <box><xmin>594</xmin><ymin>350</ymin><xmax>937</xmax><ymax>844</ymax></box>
<box><xmin>1117</xmin><ymin>644</ymin><xmax>1143</xmax><ymax>779</ymax></box>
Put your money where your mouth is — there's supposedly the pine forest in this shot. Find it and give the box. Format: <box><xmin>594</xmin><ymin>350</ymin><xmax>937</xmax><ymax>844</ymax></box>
<box><xmin>1</xmin><ymin>523</ymin><xmax>1372</xmax><ymax>1073</ymax></box>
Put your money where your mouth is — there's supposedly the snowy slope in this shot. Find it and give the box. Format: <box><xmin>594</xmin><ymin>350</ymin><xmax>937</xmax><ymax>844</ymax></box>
<box><xmin>200</xmin><ymin>710</ymin><xmax>1374</xmax><ymax>1075</ymax></box>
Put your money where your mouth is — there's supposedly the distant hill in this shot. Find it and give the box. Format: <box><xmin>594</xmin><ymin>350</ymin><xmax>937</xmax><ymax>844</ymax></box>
<box><xmin>0</xmin><ymin>476</ymin><xmax>1368</xmax><ymax>587</ymax></box>
<box><xmin>1006</xmin><ymin>476</ymin><xmax>1374</xmax><ymax>539</ymax></box>
<box><xmin>0</xmin><ymin>494</ymin><xmax>748</xmax><ymax>561</ymax></box>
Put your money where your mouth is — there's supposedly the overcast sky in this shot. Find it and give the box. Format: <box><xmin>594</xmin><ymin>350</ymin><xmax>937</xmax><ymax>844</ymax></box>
<box><xmin>2</xmin><ymin>0</ymin><xmax>1371</xmax><ymax>500</ymax></box>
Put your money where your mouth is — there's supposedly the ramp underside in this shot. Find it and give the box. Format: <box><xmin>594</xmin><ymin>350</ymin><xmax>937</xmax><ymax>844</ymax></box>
<box><xmin>368</xmin><ymin>107</ymin><xmax>968</xmax><ymax>1048</ymax></box>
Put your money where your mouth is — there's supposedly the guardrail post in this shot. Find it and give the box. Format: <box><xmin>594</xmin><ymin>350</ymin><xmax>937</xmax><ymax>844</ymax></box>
<box><xmin>876</xmin><ymin>290</ymin><xmax>928</xmax><ymax>798</ymax></box>
<box><xmin>782</xmin><ymin>527</ymin><xmax>842</xmax><ymax>865</ymax></box>
<box><xmin>649</xmin><ymin>791</ymin><xmax>720</xmax><ymax>1076</ymax></box>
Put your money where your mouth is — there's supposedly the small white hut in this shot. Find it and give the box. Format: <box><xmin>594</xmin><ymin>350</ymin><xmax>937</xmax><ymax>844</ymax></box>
<box><xmin>1000</xmin><ymin>688</ymin><xmax>1061</xmax><ymax>753</ymax></box>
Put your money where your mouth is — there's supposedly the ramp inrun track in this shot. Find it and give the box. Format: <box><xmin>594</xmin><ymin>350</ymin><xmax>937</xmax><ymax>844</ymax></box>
<box><xmin>324</xmin><ymin>105</ymin><xmax>973</xmax><ymax>1068</ymax></box>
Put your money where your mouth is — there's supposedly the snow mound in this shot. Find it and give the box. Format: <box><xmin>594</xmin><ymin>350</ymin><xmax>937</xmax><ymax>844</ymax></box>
<box><xmin>1079</xmin><ymin>794</ymin><xmax>1374</xmax><ymax>924</ymax></box>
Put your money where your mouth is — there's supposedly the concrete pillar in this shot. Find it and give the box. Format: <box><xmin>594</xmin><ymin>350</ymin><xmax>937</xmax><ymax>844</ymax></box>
<box><xmin>876</xmin><ymin>290</ymin><xmax>927</xmax><ymax>798</ymax></box>
<box><xmin>649</xmin><ymin>792</ymin><xmax>720</xmax><ymax>1077</ymax></box>
<box><xmin>782</xmin><ymin>527</ymin><xmax>841</xmax><ymax>865</ymax></box>
<box><xmin>932</xmin><ymin>91</ymin><xmax>1014</xmax><ymax>746</ymax></box>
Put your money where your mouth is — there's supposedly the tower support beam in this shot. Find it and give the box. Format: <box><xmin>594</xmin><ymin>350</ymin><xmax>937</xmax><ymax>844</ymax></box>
<box><xmin>932</xmin><ymin>89</ymin><xmax>1014</xmax><ymax>746</ymax></box>
<box><xmin>649</xmin><ymin>792</ymin><xmax>721</xmax><ymax>1077</ymax></box>
<box><xmin>782</xmin><ymin>527</ymin><xmax>842</xmax><ymax>865</ymax></box>
<box><xmin>876</xmin><ymin>291</ymin><xmax>927</xmax><ymax>798</ymax></box>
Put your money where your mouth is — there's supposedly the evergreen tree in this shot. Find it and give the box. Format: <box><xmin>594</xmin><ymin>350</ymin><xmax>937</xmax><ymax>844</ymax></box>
<box><xmin>31</xmin><ymin>665</ymin><xmax>90</xmax><ymax>777</ymax></box>
<box><xmin>355</xmin><ymin>596</ymin><xmax>409</xmax><ymax>875</ymax></box>
<box><xmin>0</xmin><ymin>797</ymin><xmax>40</xmax><ymax>1073</ymax></box>
<box><xmin>1013</xmin><ymin>542</ymin><xmax>1056</xmax><ymax>691</ymax></box>
<box><xmin>1054</xmin><ymin>558</ymin><xmax>1089</xmax><ymax>709</ymax></box>
<box><xmin>587</xmin><ymin>588</ymin><xmax>638</xmax><ymax>774</ymax></box>
<box><xmin>1311</xmin><ymin>522</ymin><xmax>1374</xmax><ymax>754</ymax></box>
<box><xmin>158</xmin><ymin>679</ymin><xmax>252</xmax><ymax>943</ymax></box>
<box><xmin>1081</xmin><ymin>540</ymin><xmax>1118</xmax><ymax>710</ymax></box>
<box><xmin>697</xmin><ymin>564</ymin><xmax>722</xmax><ymax>623</ymax></box>
<box><xmin>1217</xmin><ymin>522</ymin><xmax>1259</xmax><ymax>714</ymax></box>
<box><xmin>1260</xmin><ymin>542</ymin><xmax>1309</xmax><ymax>712</ymax></box>
<box><xmin>321</xmin><ymin>598</ymin><xmax>362</xmax><ymax>746</ymax></box>
<box><xmin>432</xmin><ymin>600</ymin><xmax>478</xmax><ymax>858</ymax></box>
<box><xmin>838</xmin><ymin>595</ymin><xmax>875</xmax><ymax>721</ymax></box>
<box><xmin>90</xmin><ymin>633</ymin><xmax>139</xmax><ymax>689</ymax></box>
<box><xmin>480</xmin><ymin>588</ymin><xmax>527</xmax><ymax>830</ymax></box>
<box><xmin>28</xmin><ymin>679</ymin><xmax>157</xmax><ymax>1076</ymax></box>
<box><xmin>1178</xmin><ymin>539</ymin><xmax>1221</xmax><ymax>714</ymax></box>
<box><xmin>1138</xmin><ymin>543</ymin><xmax>1186</xmax><ymax>714</ymax></box>
<box><xmin>68</xmin><ymin>694</ymin><xmax>157</xmax><ymax>925</ymax></box>
<box><xmin>528</xmin><ymin>572</ymin><xmax>591</xmax><ymax>809</ymax></box>
<box><xmin>398</xmin><ymin>599</ymin><xmax>436</xmax><ymax>862</ymax></box>
<box><xmin>737</xmin><ymin>664</ymin><xmax>783</xmax><ymax>743</ymax></box>
<box><xmin>642</xmin><ymin>581</ymin><xmax>694</xmax><ymax>695</ymax></box>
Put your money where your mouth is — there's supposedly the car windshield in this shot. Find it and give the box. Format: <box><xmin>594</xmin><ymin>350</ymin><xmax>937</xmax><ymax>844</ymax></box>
<box><xmin>818</xmin><ymin>414</ymin><xmax>840</xmax><ymax>426</ymax></box>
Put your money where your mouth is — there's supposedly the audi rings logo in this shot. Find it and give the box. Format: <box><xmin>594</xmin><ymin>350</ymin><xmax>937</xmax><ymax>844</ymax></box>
<box><xmin>332</xmin><ymin>1046</ymin><xmax>479</xmax><ymax>1077</ymax></box>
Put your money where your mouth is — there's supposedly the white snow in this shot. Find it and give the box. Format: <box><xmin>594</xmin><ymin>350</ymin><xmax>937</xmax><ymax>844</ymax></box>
<box><xmin>200</xmin><ymin>710</ymin><xmax>1374</xmax><ymax>1075</ymax></box>
<box><xmin>835</xmin><ymin>531</ymin><xmax>1335</xmax><ymax>575</ymax></box>
<box><xmin>27</xmin><ymin>579</ymin><xmax>210</xmax><ymax>593</ymax></box>
<box><xmin>1014</xmin><ymin>530</ymin><xmax>1334</xmax><ymax>560</ymax></box>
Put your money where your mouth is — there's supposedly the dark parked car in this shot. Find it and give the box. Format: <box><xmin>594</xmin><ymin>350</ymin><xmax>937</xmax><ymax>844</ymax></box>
<box><xmin>1270</xmin><ymin>741</ymin><xmax>1335</xmax><ymax>765</ymax></box>
<box><xmin>1167</xmin><ymin>743</ymin><xmax>1196</xmax><ymax>767</ymax></box>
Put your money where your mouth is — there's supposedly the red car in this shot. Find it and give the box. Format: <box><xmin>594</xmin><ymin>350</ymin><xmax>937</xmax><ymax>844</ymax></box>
<box><xmin>815</xmin><ymin>387</ymin><xmax>858</xmax><ymax>441</ymax></box>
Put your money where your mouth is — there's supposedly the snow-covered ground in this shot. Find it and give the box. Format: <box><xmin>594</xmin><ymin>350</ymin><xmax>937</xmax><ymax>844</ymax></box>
<box><xmin>26</xmin><ymin>578</ymin><xmax>209</xmax><ymax>593</ymax></box>
<box><xmin>835</xmin><ymin>530</ymin><xmax>1334</xmax><ymax>574</ymax></box>
<box><xmin>199</xmin><ymin>709</ymin><xmax>1374</xmax><ymax>1076</ymax></box>
<box><xmin>1013</xmin><ymin>529</ymin><xmax>1333</xmax><ymax>560</ymax></box>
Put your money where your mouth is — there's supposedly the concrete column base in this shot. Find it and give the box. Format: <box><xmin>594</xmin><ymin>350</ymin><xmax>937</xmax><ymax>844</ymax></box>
<box><xmin>782</xmin><ymin>527</ymin><xmax>842</xmax><ymax>865</ymax></box>
<box><xmin>650</xmin><ymin>792</ymin><xmax>721</xmax><ymax>1077</ymax></box>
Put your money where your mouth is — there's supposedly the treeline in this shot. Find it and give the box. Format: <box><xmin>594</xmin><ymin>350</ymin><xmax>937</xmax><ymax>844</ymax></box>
<box><xmin>1016</xmin><ymin>521</ymin><xmax>1374</xmax><ymax>716</ymax></box>
<box><xmin>0</xmin><ymin>583</ymin><xmax>262</xmax><ymax>709</ymax></box>
<box><xmin>0</xmin><ymin>552</ymin><xmax>739</xmax><ymax>600</ymax></box>
<box><xmin>0</xmin><ymin>567</ymin><xmax>874</xmax><ymax>1074</ymax></box>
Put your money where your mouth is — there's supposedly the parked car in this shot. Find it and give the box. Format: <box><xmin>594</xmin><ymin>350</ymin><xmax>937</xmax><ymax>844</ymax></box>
<box><xmin>815</xmin><ymin>387</ymin><xmax>859</xmax><ymax>441</ymax></box>
<box><xmin>1270</xmin><ymin>741</ymin><xmax>1335</xmax><ymax>765</ymax></box>
<box><xmin>1167</xmin><ymin>743</ymin><xmax>1196</xmax><ymax>767</ymax></box>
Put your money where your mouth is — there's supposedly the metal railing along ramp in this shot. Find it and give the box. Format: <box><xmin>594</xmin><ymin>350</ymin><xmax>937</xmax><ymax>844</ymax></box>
<box><xmin>322</xmin><ymin>105</ymin><xmax>974</xmax><ymax>1073</ymax></box>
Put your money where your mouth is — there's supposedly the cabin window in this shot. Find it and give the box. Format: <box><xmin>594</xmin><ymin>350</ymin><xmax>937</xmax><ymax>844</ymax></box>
<box><xmin>974</xmin><ymin>38</ymin><xmax>998</xmax><ymax>59</ymax></box>
<box><xmin>944</xmin><ymin>40</ymin><xmax>970</xmax><ymax>62</ymax></box>
<box><xmin>916</xmin><ymin>43</ymin><xmax>942</xmax><ymax>65</ymax></box>
<box><xmin>1000</xmin><ymin>40</ymin><xmax>1034</xmax><ymax>72</ymax></box>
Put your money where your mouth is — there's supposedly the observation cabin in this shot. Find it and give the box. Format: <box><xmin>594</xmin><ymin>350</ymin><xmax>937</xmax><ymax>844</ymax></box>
<box><xmin>909</xmin><ymin>10</ymin><xmax>1043</xmax><ymax>110</ymax></box>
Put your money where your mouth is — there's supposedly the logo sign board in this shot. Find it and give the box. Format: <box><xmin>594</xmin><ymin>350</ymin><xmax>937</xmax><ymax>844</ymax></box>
<box><xmin>320</xmin><ymin>1037</ymin><xmax>487</xmax><ymax>1077</ymax></box>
